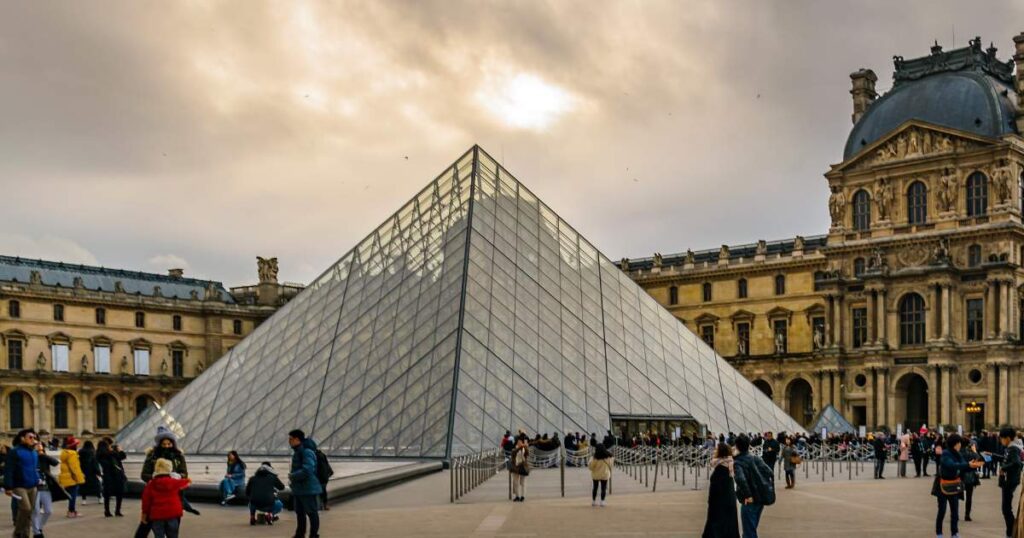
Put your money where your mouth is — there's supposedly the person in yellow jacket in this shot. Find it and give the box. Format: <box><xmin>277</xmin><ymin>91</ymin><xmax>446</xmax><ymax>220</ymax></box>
<box><xmin>588</xmin><ymin>443</ymin><xmax>614</xmax><ymax>507</ymax></box>
<box><xmin>58</xmin><ymin>436</ymin><xmax>86</xmax><ymax>518</ymax></box>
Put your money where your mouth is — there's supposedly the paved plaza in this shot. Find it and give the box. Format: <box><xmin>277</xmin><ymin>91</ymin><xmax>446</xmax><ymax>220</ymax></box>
<box><xmin>18</xmin><ymin>463</ymin><xmax>1016</xmax><ymax>537</ymax></box>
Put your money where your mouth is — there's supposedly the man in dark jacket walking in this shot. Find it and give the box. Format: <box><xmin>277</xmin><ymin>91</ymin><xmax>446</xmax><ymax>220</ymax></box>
<box><xmin>733</xmin><ymin>434</ymin><xmax>773</xmax><ymax>538</ymax></box>
<box><xmin>246</xmin><ymin>462</ymin><xmax>285</xmax><ymax>525</ymax></box>
<box><xmin>996</xmin><ymin>428</ymin><xmax>1022</xmax><ymax>538</ymax></box>
<box><xmin>761</xmin><ymin>432</ymin><xmax>780</xmax><ymax>473</ymax></box>
<box><xmin>4</xmin><ymin>429</ymin><xmax>40</xmax><ymax>538</ymax></box>
<box><xmin>872</xmin><ymin>434</ymin><xmax>887</xmax><ymax>479</ymax></box>
<box><xmin>288</xmin><ymin>429</ymin><xmax>322</xmax><ymax>538</ymax></box>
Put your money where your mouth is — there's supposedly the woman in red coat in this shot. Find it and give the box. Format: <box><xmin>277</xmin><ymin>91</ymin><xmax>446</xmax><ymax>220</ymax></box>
<box><xmin>141</xmin><ymin>458</ymin><xmax>191</xmax><ymax>538</ymax></box>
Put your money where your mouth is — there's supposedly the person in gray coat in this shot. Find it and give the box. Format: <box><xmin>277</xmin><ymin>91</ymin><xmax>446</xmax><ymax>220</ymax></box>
<box><xmin>781</xmin><ymin>436</ymin><xmax>799</xmax><ymax>489</ymax></box>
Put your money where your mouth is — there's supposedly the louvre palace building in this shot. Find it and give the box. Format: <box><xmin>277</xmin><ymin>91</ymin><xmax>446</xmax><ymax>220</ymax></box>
<box><xmin>620</xmin><ymin>34</ymin><xmax>1024</xmax><ymax>433</ymax></box>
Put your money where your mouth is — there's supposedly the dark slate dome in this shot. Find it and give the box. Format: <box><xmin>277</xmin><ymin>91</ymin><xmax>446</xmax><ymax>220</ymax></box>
<box><xmin>844</xmin><ymin>39</ymin><xmax>1019</xmax><ymax>160</ymax></box>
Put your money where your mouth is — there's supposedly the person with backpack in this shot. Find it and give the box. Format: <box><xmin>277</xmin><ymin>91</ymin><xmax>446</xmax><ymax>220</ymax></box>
<box><xmin>246</xmin><ymin>461</ymin><xmax>285</xmax><ymax>526</ymax></box>
<box><xmin>933</xmin><ymin>434</ymin><xmax>982</xmax><ymax>538</ymax></box>
<box><xmin>33</xmin><ymin>442</ymin><xmax>62</xmax><ymax>538</ymax></box>
<box><xmin>4</xmin><ymin>429</ymin><xmax>40</xmax><ymax>538</ymax></box>
<box><xmin>313</xmin><ymin>445</ymin><xmax>334</xmax><ymax>511</ymax></box>
<box><xmin>288</xmin><ymin>429</ymin><xmax>322</xmax><ymax>538</ymax></box>
<box><xmin>510</xmin><ymin>436</ymin><xmax>529</xmax><ymax>503</ymax></box>
<box><xmin>587</xmin><ymin>443</ymin><xmax>613</xmax><ymax>507</ymax></box>
<box><xmin>995</xmin><ymin>428</ymin><xmax>1022</xmax><ymax>538</ymax></box>
<box><xmin>732</xmin><ymin>434</ymin><xmax>774</xmax><ymax>538</ymax></box>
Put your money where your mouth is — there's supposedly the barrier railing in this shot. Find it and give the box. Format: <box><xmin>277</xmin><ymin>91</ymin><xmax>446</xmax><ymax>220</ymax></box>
<box><xmin>450</xmin><ymin>448</ymin><xmax>504</xmax><ymax>503</ymax></box>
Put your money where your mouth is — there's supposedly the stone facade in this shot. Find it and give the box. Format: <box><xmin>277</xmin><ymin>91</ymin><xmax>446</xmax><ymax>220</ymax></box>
<box><xmin>620</xmin><ymin>35</ymin><xmax>1024</xmax><ymax>433</ymax></box>
<box><xmin>0</xmin><ymin>256</ymin><xmax>300</xmax><ymax>442</ymax></box>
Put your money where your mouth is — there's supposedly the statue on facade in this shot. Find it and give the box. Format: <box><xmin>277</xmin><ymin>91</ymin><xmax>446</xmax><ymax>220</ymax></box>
<box><xmin>930</xmin><ymin>237</ymin><xmax>951</xmax><ymax>265</ymax></box>
<box><xmin>619</xmin><ymin>258</ymin><xmax>630</xmax><ymax>271</ymax></box>
<box><xmin>756</xmin><ymin>240</ymin><xmax>767</xmax><ymax>256</ymax></box>
<box><xmin>774</xmin><ymin>332</ymin><xmax>786</xmax><ymax>355</ymax></box>
<box><xmin>907</xmin><ymin>129</ymin><xmax>921</xmax><ymax>156</ymax></box>
<box><xmin>160</xmin><ymin>359</ymin><xmax>168</xmax><ymax>375</ymax></box>
<box><xmin>685</xmin><ymin>249</ymin><xmax>695</xmax><ymax>265</ymax></box>
<box><xmin>719</xmin><ymin>244</ymin><xmax>730</xmax><ymax>261</ymax></box>
<box><xmin>869</xmin><ymin>248</ymin><xmax>887</xmax><ymax>270</ymax></box>
<box><xmin>937</xmin><ymin>168</ymin><xmax>958</xmax><ymax>212</ymax></box>
<box><xmin>737</xmin><ymin>338</ymin><xmax>747</xmax><ymax>356</ymax></box>
<box><xmin>874</xmin><ymin>178</ymin><xmax>894</xmax><ymax>220</ymax></box>
<box><xmin>257</xmin><ymin>256</ymin><xmax>279</xmax><ymax>284</ymax></box>
<box><xmin>73</xmin><ymin>277</ymin><xmax>84</xmax><ymax>289</ymax></box>
<box><xmin>793</xmin><ymin>236</ymin><xmax>805</xmax><ymax>251</ymax></box>
<box><xmin>30</xmin><ymin>271</ymin><xmax>42</xmax><ymax>285</ymax></box>
<box><xmin>196</xmin><ymin>360</ymin><xmax>205</xmax><ymax>374</ymax></box>
<box><xmin>652</xmin><ymin>253</ymin><xmax>663</xmax><ymax>268</ymax></box>
<box><xmin>80</xmin><ymin>355</ymin><xmax>88</xmax><ymax>372</ymax></box>
<box><xmin>36</xmin><ymin>352</ymin><xmax>46</xmax><ymax>371</ymax></box>
<box><xmin>203</xmin><ymin>282</ymin><xmax>222</xmax><ymax>301</ymax></box>
<box><xmin>152</xmin><ymin>285</ymin><xmax>162</xmax><ymax>297</ymax></box>
<box><xmin>813</xmin><ymin>327</ymin><xmax>824</xmax><ymax>350</ymax></box>
<box><xmin>121</xmin><ymin>355</ymin><xmax>129</xmax><ymax>373</ymax></box>
<box><xmin>114</xmin><ymin>281</ymin><xmax>126</xmax><ymax>293</ymax></box>
<box><xmin>828</xmin><ymin>187</ymin><xmax>846</xmax><ymax>227</ymax></box>
<box><xmin>993</xmin><ymin>159</ymin><xmax>1014</xmax><ymax>204</ymax></box>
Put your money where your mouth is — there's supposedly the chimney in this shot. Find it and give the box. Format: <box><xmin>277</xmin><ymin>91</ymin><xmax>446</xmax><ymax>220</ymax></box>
<box><xmin>850</xmin><ymin>69</ymin><xmax>878</xmax><ymax>125</ymax></box>
<box><xmin>168</xmin><ymin>268</ymin><xmax>184</xmax><ymax>279</ymax></box>
<box><xmin>1013</xmin><ymin>32</ymin><xmax>1024</xmax><ymax>132</ymax></box>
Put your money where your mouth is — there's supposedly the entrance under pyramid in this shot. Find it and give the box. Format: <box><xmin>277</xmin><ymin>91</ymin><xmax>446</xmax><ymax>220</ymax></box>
<box><xmin>117</xmin><ymin>146</ymin><xmax>804</xmax><ymax>458</ymax></box>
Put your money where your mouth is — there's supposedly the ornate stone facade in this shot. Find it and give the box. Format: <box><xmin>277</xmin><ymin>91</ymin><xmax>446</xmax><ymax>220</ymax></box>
<box><xmin>620</xmin><ymin>35</ymin><xmax>1024</xmax><ymax>432</ymax></box>
<box><xmin>0</xmin><ymin>256</ymin><xmax>300</xmax><ymax>442</ymax></box>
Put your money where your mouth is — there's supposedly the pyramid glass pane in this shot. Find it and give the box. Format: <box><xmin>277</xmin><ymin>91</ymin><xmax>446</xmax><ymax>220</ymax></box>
<box><xmin>809</xmin><ymin>404</ymin><xmax>856</xmax><ymax>435</ymax></box>
<box><xmin>118</xmin><ymin>146</ymin><xmax>803</xmax><ymax>458</ymax></box>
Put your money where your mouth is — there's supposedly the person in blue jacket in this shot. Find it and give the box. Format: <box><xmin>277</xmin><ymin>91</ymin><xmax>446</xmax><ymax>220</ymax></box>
<box><xmin>4</xmin><ymin>429</ymin><xmax>40</xmax><ymax>538</ymax></box>
<box><xmin>933</xmin><ymin>434</ymin><xmax>982</xmax><ymax>538</ymax></box>
<box><xmin>219</xmin><ymin>451</ymin><xmax>247</xmax><ymax>505</ymax></box>
<box><xmin>288</xmin><ymin>429</ymin><xmax>323</xmax><ymax>538</ymax></box>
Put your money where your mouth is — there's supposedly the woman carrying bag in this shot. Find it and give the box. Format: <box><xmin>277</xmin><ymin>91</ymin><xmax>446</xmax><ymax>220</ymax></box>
<box><xmin>510</xmin><ymin>437</ymin><xmax>530</xmax><ymax>503</ymax></box>
<box><xmin>781</xmin><ymin>436</ymin><xmax>800</xmax><ymax>489</ymax></box>
<box><xmin>933</xmin><ymin>434</ymin><xmax>982</xmax><ymax>538</ymax></box>
<box><xmin>587</xmin><ymin>444</ymin><xmax>614</xmax><ymax>507</ymax></box>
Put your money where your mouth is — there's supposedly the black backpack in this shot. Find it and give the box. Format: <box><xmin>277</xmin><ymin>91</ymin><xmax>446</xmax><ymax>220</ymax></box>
<box><xmin>744</xmin><ymin>457</ymin><xmax>776</xmax><ymax>506</ymax></box>
<box><xmin>315</xmin><ymin>449</ymin><xmax>334</xmax><ymax>483</ymax></box>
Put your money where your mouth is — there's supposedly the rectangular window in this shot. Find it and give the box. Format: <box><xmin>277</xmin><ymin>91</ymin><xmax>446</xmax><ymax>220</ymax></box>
<box><xmin>7</xmin><ymin>340</ymin><xmax>22</xmax><ymax>370</ymax></box>
<box><xmin>53</xmin><ymin>304</ymin><xmax>64</xmax><ymax>322</ymax></box>
<box><xmin>700</xmin><ymin>325</ymin><xmax>715</xmax><ymax>349</ymax></box>
<box><xmin>737</xmin><ymin>280</ymin><xmax>748</xmax><ymax>299</ymax></box>
<box><xmin>94</xmin><ymin>346</ymin><xmax>111</xmax><ymax>374</ymax></box>
<box><xmin>966</xmin><ymin>298</ymin><xmax>984</xmax><ymax>342</ymax></box>
<box><xmin>233</xmin><ymin>319</ymin><xmax>243</xmax><ymax>335</ymax></box>
<box><xmin>773</xmin><ymin>320</ymin><xmax>787</xmax><ymax>354</ymax></box>
<box><xmin>736</xmin><ymin>322</ymin><xmax>750</xmax><ymax>356</ymax></box>
<box><xmin>8</xmin><ymin>300</ymin><xmax>20</xmax><ymax>318</ymax></box>
<box><xmin>9</xmin><ymin>393</ymin><xmax>23</xmax><ymax>429</ymax></box>
<box><xmin>135</xmin><ymin>311</ymin><xmax>145</xmax><ymax>328</ymax></box>
<box><xmin>703</xmin><ymin>283</ymin><xmax>712</xmax><ymax>302</ymax></box>
<box><xmin>96</xmin><ymin>398</ymin><xmax>109</xmax><ymax>430</ymax></box>
<box><xmin>172</xmin><ymin>349</ymin><xmax>184</xmax><ymax>378</ymax></box>
<box><xmin>173</xmin><ymin>315</ymin><xmax>182</xmax><ymax>331</ymax></box>
<box><xmin>852</xmin><ymin>307</ymin><xmax>868</xmax><ymax>348</ymax></box>
<box><xmin>54</xmin><ymin>394</ymin><xmax>68</xmax><ymax>429</ymax></box>
<box><xmin>668</xmin><ymin>287</ymin><xmax>678</xmax><ymax>306</ymax></box>
<box><xmin>51</xmin><ymin>343</ymin><xmax>69</xmax><ymax>372</ymax></box>
<box><xmin>95</xmin><ymin>308</ymin><xmax>106</xmax><ymax>325</ymax></box>
<box><xmin>774</xmin><ymin>275</ymin><xmax>786</xmax><ymax>296</ymax></box>
<box><xmin>133</xmin><ymin>348</ymin><xmax>150</xmax><ymax>375</ymax></box>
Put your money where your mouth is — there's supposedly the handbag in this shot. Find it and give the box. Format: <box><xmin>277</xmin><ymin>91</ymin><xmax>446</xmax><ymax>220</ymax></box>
<box><xmin>789</xmin><ymin>455</ymin><xmax>802</xmax><ymax>466</ymax></box>
<box><xmin>939</xmin><ymin>477</ymin><xmax>964</xmax><ymax>496</ymax></box>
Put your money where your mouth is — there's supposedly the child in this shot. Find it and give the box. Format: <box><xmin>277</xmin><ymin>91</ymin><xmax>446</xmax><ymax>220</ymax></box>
<box><xmin>141</xmin><ymin>458</ymin><xmax>191</xmax><ymax>538</ymax></box>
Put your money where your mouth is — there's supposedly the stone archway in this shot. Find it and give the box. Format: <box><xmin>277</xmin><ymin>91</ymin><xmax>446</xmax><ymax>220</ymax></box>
<box><xmin>894</xmin><ymin>373</ymin><xmax>928</xmax><ymax>431</ymax></box>
<box><xmin>753</xmin><ymin>379</ymin><xmax>773</xmax><ymax>399</ymax></box>
<box><xmin>785</xmin><ymin>378</ymin><xmax>815</xmax><ymax>427</ymax></box>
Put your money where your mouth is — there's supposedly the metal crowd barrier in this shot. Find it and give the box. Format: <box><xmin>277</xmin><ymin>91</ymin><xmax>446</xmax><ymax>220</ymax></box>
<box><xmin>450</xmin><ymin>448</ymin><xmax>504</xmax><ymax>503</ymax></box>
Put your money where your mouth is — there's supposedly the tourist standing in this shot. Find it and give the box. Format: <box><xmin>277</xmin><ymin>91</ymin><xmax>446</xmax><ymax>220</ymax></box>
<box><xmin>872</xmin><ymin>434</ymin><xmax>887</xmax><ymax>479</ymax></box>
<box><xmin>141</xmin><ymin>458</ymin><xmax>191</xmax><ymax>538</ymax></box>
<box><xmin>588</xmin><ymin>443</ymin><xmax>613</xmax><ymax>507</ymax></box>
<box><xmin>702</xmin><ymin>443</ymin><xmax>739</xmax><ymax>538</ymax></box>
<box><xmin>899</xmin><ymin>431</ymin><xmax>910</xmax><ymax>478</ymax></box>
<box><xmin>34</xmin><ymin>442</ymin><xmax>62</xmax><ymax>538</ymax></box>
<box><xmin>732</xmin><ymin>434</ymin><xmax>774</xmax><ymax>538</ymax></box>
<box><xmin>934</xmin><ymin>434</ymin><xmax>982</xmax><ymax>538</ymax></box>
<box><xmin>219</xmin><ymin>451</ymin><xmax>246</xmax><ymax>505</ymax></box>
<box><xmin>78</xmin><ymin>440</ymin><xmax>101</xmax><ymax>506</ymax></box>
<box><xmin>246</xmin><ymin>461</ymin><xmax>285</xmax><ymax>525</ymax></box>
<box><xmin>996</xmin><ymin>428</ymin><xmax>1022</xmax><ymax>538</ymax></box>
<box><xmin>761</xmin><ymin>432</ymin><xmax>779</xmax><ymax>474</ymax></box>
<box><xmin>58</xmin><ymin>436</ymin><xmax>85</xmax><ymax>518</ymax></box>
<box><xmin>912</xmin><ymin>433</ymin><xmax>925</xmax><ymax>477</ymax></box>
<box><xmin>4</xmin><ymin>429</ymin><xmax>40</xmax><ymax>538</ymax></box>
<box><xmin>510</xmin><ymin>436</ymin><xmax>530</xmax><ymax>502</ymax></box>
<box><xmin>138</xmin><ymin>425</ymin><xmax>197</xmax><ymax>538</ymax></box>
<box><xmin>288</xmin><ymin>429</ymin><xmax>322</xmax><ymax>538</ymax></box>
<box><xmin>961</xmin><ymin>440</ymin><xmax>982</xmax><ymax>522</ymax></box>
<box><xmin>781</xmin><ymin>436</ymin><xmax>799</xmax><ymax>489</ymax></box>
<box><xmin>97</xmin><ymin>438</ymin><xmax>126</xmax><ymax>517</ymax></box>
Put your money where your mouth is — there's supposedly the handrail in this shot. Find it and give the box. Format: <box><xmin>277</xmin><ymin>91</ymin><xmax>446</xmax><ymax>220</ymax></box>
<box><xmin>450</xmin><ymin>448</ymin><xmax>504</xmax><ymax>503</ymax></box>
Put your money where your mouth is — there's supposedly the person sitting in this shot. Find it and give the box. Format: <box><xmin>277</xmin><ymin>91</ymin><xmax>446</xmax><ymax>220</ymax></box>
<box><xmin>219</xmin><ymin>451</ymin><xmax>246</xmax><ymax>505</ymax></box>
<box><xmin>246</xmin><ymin>462</ymin><xmax>285</xmax><ymax>526</ymax></box>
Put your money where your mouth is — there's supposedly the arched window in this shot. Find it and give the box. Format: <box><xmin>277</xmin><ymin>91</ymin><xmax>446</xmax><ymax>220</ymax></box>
<box><xmin>135</xmin><ymin>395</ymin><xmax>154</xmax><ymax>417</ymax></box>
<box><xmin>9</xmin><ymin>392</ymin><xmax>25</xmax><ymax>429</ymax></box>
<box><xmin>774</xmin><ymin>275</ymin><xmax>786</xmax><ymax>296</ymax></box>
<box><xmin>668</xmin><ymin>286</ymin><xmax>679</xmax><ymax>305</ymax></box>
<box><xmin>95</xmin><ymin>394</ymin><xmax>111</xmax><ymax>430</ymax></box>
<box><xmin>968</xmin><ymin>245</ymin><xmax>982</xmax><ymax>268</ymax></box>
<box><xmin>737</xmin><ymin>279</ymin><xmax>748</xmax><ymax>299</ymax></box>
<box><xmin>966</xmin><ymin>172</ymin><xmax>988</xmax><ymax>217</ymax></box>
<box><xmin>854</xmin><ymin>257</ymin><xmax>866</xmax><ymax>277</ymax></box>
<box><xmin>702</xmin><ymin>282</ymin><xmax>712</xmax><ymax>302</ymax></box>
<box><xmin>852</xmin><ymin>190</ymin><xmax>871</xmax><ymax>231</ymax></box>
<box><xmin>906</xmin><ymin>181</ymin><xmax>928</xmax><ymax>224</ymax></box>
<box><xmin>53</xmin><ymin>393</ymin><xmax>69</xmax><ymax>429</ymax></box>
<box><xmin>899</xmin><ymin>293</ymin><xmax>926</xmax><ymax>346</ymax></box>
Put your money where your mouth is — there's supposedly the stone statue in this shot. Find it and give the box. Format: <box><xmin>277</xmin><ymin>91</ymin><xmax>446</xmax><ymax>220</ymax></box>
<box><xmin>719</xmin><ymin>245</ymin><xmax>730</xmax><ymax>261</ymax></box>
<box><xmin>619</xmin><ymin>258</ymin><xmax>630</xmax><ymax>271</ymax></box>
<box><xmin>160</xmin><ymin>358</ymin><xmax>168</xmax><ymax>375</ymax></box>
<box><xmin>189</xmin><ymin>289</ymin><xmax>199</xmax><ymax>300</ymax></box>
<box><xmin>30</xmin><ymin>271</ymin><xmax>42</xmax><ymax>285</ymax></box>
<box><xmin>152</xmin><ymin>285</ymin><xmax>162</xmax><ymax>297</ymax></box>
<box><xmin>774</xmin><ymin>332</ymin><xmax>786</xmax><ymax>354</ymax></box>
<box><xmin>828</xmin><ymin>187</ymin><xmax>846</xmax><ymax>227</ymax></box>
<box><xmin>114</xmin><ymin>281</ymin><xmax>126</xmax><ymax>293</ymax></box>
<box><xmin>756</xmin><ymin>240</ymin><xmax>767</xmax><ymax>256</ymax></box>
<box><xmin>121</xmin><ymin>355</ymin><xmax>129</xmax><ymax>373</ymax></box>
<box><xmin>80</xmin><ymin>355</ymin><xmax>88</xmax><ymax>372</ymax></box>
<box><xmin>737</xmin><ymin>338</ymin><xmax>747</xmax><ymax>356</ymax></box>
<box><xmin>73</xmin><ymin>277</ymin><xmax>84</xmax><ymax>289</ymax></box>
<box><xmin>993</xmin><ymin>159</ymin><xmax>1014</xmax><ymax>204</ymax></box>
<box><xmin>813</xmin><ymin>327</ymin><xmax>824</xmax><ymax>350</ymax></box>
<box><xmin>937</xmin><ymin>168</ymin><xmax>958</xmax><ymax>212</ymax></box>
<box><xmin>907</xmin><ymin>129</ymin><xmax>920</xmax><ymax>155</ymax></box>
<box><xmin>196</xmin><ymin>360</ymin><xmax>205</xmax><ymax>374</ymax></box>
<box><xmin>203</xmin><ymin>282</ymin><xmax>222</xmax><ymax>300</ymax></box>
<box><xmin>257</xmin><ymin>256</ymin><xmax>279</xmax><ymax>283</ymax></box>
<box><xmin>874</xmin><ymin>178</ymin><xmax>894</xmax><ymax>220</ymax></box>
<box><xmin>36</xmin><ymin>352</ymin><xmax>46</xmax><ymax>370</ymax></box>
<box><xmin>869</xmin><ymin>248</ymin><xmax>887</xmax><ymax>269</ymax></box>
<box><xmin>793</xmin><ymin>236</ymin><xmax>805</xmax><ymax>251</ymax></box>
<box><xmin>931</xmin><ymin>237</ymin><xmax>951</xmax><ymax>264</ymax></box>
<box><xmin>652</xmin><ymin>253</ymin><xmax>663</xmax><ymax>268</ymax></box>
<box><xmin>685</xmin><ymin>249</ymin><xmax>695</xmax><ymax>265</ymax></box>
<box><xmin>922</xmin><ymin>130</ymin><xmax>933</xmax><ymax>154</ymax></box>
<box><xmin>938</xmin><ymin>135</ymin><xmax>954</xmax><ymax>153</ymax></box>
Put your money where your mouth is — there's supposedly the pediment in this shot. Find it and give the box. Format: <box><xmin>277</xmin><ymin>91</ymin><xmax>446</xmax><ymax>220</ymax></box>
<box><xmin>729</xmin><ymin>309</ymin><xmax>756</xmax><ymax>321</ymax></box>
<box><xmin>835</xmin><ymin>120</ymin><xmax>998</xmax><ymax>172</ymax></box>
<box><xmin>693</xmin><ymin>312</ymin><xmax>720</xmax><ymax>325</ymax></box>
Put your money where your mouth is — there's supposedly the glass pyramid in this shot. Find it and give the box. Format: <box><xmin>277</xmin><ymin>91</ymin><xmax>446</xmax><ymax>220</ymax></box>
<box><xmin>117</xmin><ymin>146</ymin><xmax>803</xmax><ymax>458</ymax></box>
<box><xmin>809</xmin><ymin>404</ymin><xmax>856</xmax><ymax>435</ymax></box>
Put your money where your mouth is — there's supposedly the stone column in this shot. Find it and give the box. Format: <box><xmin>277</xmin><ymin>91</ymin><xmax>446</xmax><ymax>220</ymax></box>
<box><xmin>866</xmin><ymin>368</ymin><xmax>876</xmax><ymax>428</ymax></box>
<box><xmin>941</xmin><ymin>285</ymin><xmax>951</xmax><ymax>340</ymax></box>
<box><xmin>986</xmin><ymin>364</ymin><xmax>997</xmax><ymax>429</ymax></box>
<box><xmin>867</xmin><ymin>291</ymin><xmax>877</xmax><ymax>344</ymax></box>
<box><xmin>826</xmin><ymin>295</ymin><xmax>835</xmax><ymax>347</ymax></box>
<box><xmin>933</xmin><ymin>284</ymin><xmax>942</xmax><ymax>340</ymax></box>
<box><xmin>877</xmin><ymin>369</ymin><xmax>888</xmax><ymax>427</ymax></box>
<box><xmin>941</xmin><ymin>366</ymin><xmax>952</xmax><ymax>425</ymax></box>
<box><xmin>816</xmin><ymin>371</ymin><xmax>825</xmax><ymax>414</ymax></box>
<box><xmin>877</xmin><ymin>290</ymin><xmax>888</xmax><ymax>348</ymax></box>
<box><xmin>1000</xmin><ymin>363</ymin><xmax>1010</xmax><ymax>425</ymax></box>
<box><xmin>987</xmin><ymin>282</ymin><xmax>998</xmax><ymax>340</ymax></box>
<box><xmin>1000</xmin><ymin>280</ymin><xmax>1010</xmax><ymax>338</ymax></box>
<box><xmin>928</xmin><ymin>366</ymin><xmax>939</xmax><ymax>427</ymax></box>
<box><xmin>831</xmin><ymin>371</ymin><xmax>842</xmax><ymax>410</ymax></box>
<box><xmin>837</xmin><ymin>294</ymin><xmax>846</xmax><ymax>348</ymax></box>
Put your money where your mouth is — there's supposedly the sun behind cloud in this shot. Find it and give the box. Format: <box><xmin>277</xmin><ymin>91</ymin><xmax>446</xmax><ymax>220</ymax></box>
<box><xmin>475</xmin><ymin>70</ymin><xmax>578</xmax><ymax>131</ymax></box>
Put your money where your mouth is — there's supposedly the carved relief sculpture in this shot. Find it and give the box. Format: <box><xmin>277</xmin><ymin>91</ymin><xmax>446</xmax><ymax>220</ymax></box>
<box><xmin>828</xmin><ymin>187</ymin><xmax>847</xmax><ymax>227</ymax></box>
<box><xmin>257</xmin><ymin>256</ymin><xmax>279</xmax><ymax>283</ymax></box>
<box><xmin>774</xmin><ymin>332</ymin><xmax>786</xmax><ymax>355</ymax></box>
<box><xmin>652</xmin><ymin>253</ymin><xmax>663</xmax><ymax>268</ymax></box>
<box><xmin>737</xmin><ymin>338</ymin><xmax>747</xmax><ymax>356</ymax></box>
<box><xmin>813</xmin><ymin>327</ymin><xmax>824</xmax><ymax>350</ymax></box>
<box><xmin>872</xmin><ymin>128</ymin><xmax>958</xmax><ymax>165</ymax></box>
<box><xmin>993</xmin><ymin>159</ymin><xmax>1014</xmax><ymax>204</ymax></box>
<box><xmin>619</xmin><ymin>258</ymin><xmax>630</xmax><ymax>271</ymax></box>
<box><xmin>874</xmin><ymin>178</ymin><xmax>894</xmax><ymax>221</ymax></box>
<box><xmin>937</xmin><ymin>168</ymin><xmax>958</xmax><ymax>212</ymax></box>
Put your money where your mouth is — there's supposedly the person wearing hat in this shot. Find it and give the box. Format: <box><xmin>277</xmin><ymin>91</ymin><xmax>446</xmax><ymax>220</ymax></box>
<box><xmin>141</xmin><ymin>458</ymin><xmax>191</xmax><ymax>538</ymax></box>
<box><xmin>245</xmin><ymin>461</ymin><xmax>285</xmax><ymax>525</ymax></box>
<box><xmin>137</xmin><ymin>425</ymin><xmax>198</xmax><ymax>538</ymax></box>
<box><xmin>58</xmin><ymin>436</ymin><xmax>85</xmax><ymax>518</ymax></box>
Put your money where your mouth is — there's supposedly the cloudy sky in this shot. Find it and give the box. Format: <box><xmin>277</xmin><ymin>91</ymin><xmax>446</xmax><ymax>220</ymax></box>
<box><xmin>2</xmin><ymin>1</ymin><xmax>1022</xmax><ymax>286</ymax></box>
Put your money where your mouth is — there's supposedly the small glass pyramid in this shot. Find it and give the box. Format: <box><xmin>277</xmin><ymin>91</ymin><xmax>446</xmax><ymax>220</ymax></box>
<box><xmin>117</xmin><ymin>146</ymin><xmax>804</xmax><ymax>458</ymax></box>
<box><xmin>808</xmin><ymin>404</ymin><xmax>856</xmax><ymax>435</ymax></box>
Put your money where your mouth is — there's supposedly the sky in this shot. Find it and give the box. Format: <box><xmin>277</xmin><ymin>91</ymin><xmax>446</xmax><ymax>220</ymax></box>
<box><xmin>2</xmin><ymin>1</ymin><xmax>1022</xmax><ymax>286</ymax></box>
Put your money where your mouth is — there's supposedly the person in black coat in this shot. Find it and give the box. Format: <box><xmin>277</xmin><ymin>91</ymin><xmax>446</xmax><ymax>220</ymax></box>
<box><xmin>96</xmin><ymin>438</ymin><xmax>126</xmax><ymax>517</ymax></box>
<box><xmin>78</xmin><ymin>440</ymin><xmax>102</xmax><ymax>503</ymax></box>
<box><xmin>872</xmin><ymin>435</ymin><xmax>887</xmax><ymax>479</ymax></box>
<box><xmin>246</xmin><ymin>462</ymin><xmax>285</xmax><ymax>526</ymax></box>
<box><xmin>761</xmin><ymin>432</ymin><xmax>780</xmax><ymax>472</ymax></box>
<box><xmin>994</xmin><ymin>428</ymin><xmax>1022</xmax><ymax>538</ymax></box>
<box><xmin>702</xmin><ymin>443</ymin><xmax>740</xmax><ymax>538</ymax></box>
